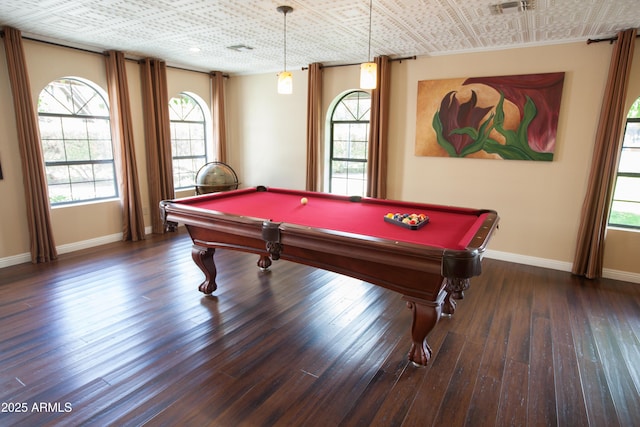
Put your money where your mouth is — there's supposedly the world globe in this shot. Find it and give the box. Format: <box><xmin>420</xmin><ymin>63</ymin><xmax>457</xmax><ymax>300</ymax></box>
<box><xmin>195</xmin><ymin>162</ymin><xmax>239</xmax><ymax>195</ymax></box>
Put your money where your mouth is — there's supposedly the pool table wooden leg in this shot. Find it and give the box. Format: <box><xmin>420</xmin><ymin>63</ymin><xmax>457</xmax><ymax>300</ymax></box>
<box><xmin>404</xmin><ymin>296</ymin><xmax>442</xmax><ymax>366</ymax></box>
<box><xmin>257</xmin><ymin>254</ymin><xmax>272</xmax><ymax>271</ymax></box>
<box><xmin>192</xmin><ymin>245</ymin><xmax>218</xmax><ymax>294</ymax></box>
<box><xmin>442</xmin><ymin>278</ymin><xmax>470</xmax><ymax>317</ymax></box>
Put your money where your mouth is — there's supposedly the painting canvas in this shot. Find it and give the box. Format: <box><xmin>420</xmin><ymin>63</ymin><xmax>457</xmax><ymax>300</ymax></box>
<box><xmin>415</xmin><ymin>72</ymin><xmax>565</xmax><ymax>160</ymax></box>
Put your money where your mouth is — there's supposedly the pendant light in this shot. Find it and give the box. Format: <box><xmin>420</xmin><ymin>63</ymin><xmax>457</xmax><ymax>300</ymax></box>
<box><xmin>277</xmin><ymin>5</ymin><xmax>293</xmax><ymax>94</ymax></box>
<box><xmin>360</xmin><ymin>0</ymin><xmax>377</xmax><ymax>89</ymax></box>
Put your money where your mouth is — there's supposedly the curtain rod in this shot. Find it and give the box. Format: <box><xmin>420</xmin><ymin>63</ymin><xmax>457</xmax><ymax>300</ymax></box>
<box><xmin>587</xmin><ymin>34</ymin><xmax>640</xmax><ymax>44</ymax></box>
<box><xmin>301</xmin><ymin>55</ymin><xmax>416</xmax><ymax>71</ymax></box>
<box><xmin>1</xmin><ymin>30</ymin><xmax>227</xmax><ymax>77</ymax></box>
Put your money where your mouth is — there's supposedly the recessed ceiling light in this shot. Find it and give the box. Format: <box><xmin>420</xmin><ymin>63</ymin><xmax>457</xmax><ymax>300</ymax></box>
<box><xmin>227</xmin><ymin>44</ymin><xmax>254</xmax><ymax>52</ymax></box>
<box><xmin>189</xmin><ymin>47</ymin><xmax>201</xmax><ymax>53</ymax></box>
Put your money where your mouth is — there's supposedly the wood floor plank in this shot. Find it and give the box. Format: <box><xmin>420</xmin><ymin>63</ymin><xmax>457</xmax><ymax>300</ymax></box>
<box><xmin>399</xmin><ymin>331</ymin><xmax>467</xmax><ymax>426</ymax></box>
<box><xmin>548</xmin><ymin>281</ymin><xmax>589</xmax><ymax>426</ymax></box>
<box><xmin>589</xmin><ymin>314</ymin><xmax>640</xmax><ymax>426</ymax></box>
<box><xmin>1</xmin><ymin>231</ymin><xmax>639</xmax><ymax>426</ymax></box>
<box><xmin>527</xmin><ymin>315</ymin><xmax>557</xmax><ymax>426</ymax></box>
<box><xmin>497</xmin><ymin>357</ymin><xmax>529</xmax><ymax>427</ymax></box>
<box><xmin>433</xmin><ymin>338</ymin><xmax>485</xmax><ymax>426</ymax></box>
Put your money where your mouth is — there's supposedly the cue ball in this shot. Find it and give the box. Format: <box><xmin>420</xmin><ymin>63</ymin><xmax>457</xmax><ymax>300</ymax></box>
<box><xmin>301</xmin><ymin>197</ymin><xmax>308</xmax><ymax>205</ymax></box>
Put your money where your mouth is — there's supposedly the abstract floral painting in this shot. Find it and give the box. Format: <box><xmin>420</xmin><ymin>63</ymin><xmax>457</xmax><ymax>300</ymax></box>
<box><xmin>415</xmin><ymin>72</ymin><xmax>565</xmax><ymax>160</ymax></box>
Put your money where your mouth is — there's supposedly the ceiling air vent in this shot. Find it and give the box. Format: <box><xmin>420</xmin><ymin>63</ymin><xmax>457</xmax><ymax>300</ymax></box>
<box><xmin>491</xmin><ymin>0</ymin><xmax>535</xmax><ymax>14</ymax></box>
<box><xmin>227</xmin><ymin>44</ymin><xmax>254</xmax><ymax>52</ymax></box>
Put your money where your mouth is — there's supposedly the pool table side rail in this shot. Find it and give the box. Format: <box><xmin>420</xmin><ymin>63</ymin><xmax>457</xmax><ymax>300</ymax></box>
<box><xmin>163</xmin><ymin>204</ymin><xmax>448</xmax><ymax>300</ymax></box>
<box><xmin>167</xmin><ymin>186</ymin><xmax>488</xmax><ymax>217</ymax></box>
<box><xmin>160</xmin><ymin>198</ymin><xmax>499</xmax><ymax>301</ymax></box>
<box><xmin>160</xmin><ymin>197</ymin><xmax>497</xmax><ymax>266</ymax></box>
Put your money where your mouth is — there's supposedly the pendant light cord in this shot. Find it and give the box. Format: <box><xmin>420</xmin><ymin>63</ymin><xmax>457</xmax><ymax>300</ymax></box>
<box><xmin>283</xmin><ymin>10</ymin><xmax>288</xmax><ymax>72</ymax></box>
<box><xmin>367</xmin><ymin>0</ymin><xmax>373</xmax><ymax>61</ymax></box>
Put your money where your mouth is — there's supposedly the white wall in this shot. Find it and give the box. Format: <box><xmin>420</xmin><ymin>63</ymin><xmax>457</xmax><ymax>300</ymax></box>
<box><xmin>1</xmin><ymin>37</ymin><xmax>639</xmax><ymax>283</ymax></box>
<box><xmin>226</xmin><ymin>71</ymin><xmax>308</xmax><ymax>189</ymax></box>
<box><xmin>225</xmin><ymin>41</ymin><xmax>640</xmax><ymax>281</ymax></box>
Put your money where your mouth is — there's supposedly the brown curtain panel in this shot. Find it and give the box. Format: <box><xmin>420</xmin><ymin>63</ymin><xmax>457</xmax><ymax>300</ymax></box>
<box><xmin>366</xmin><ymin>55</ymin><xmax>391</xmax><ymax>199</ymax></box>
<box><xmin>2</xmin><ymin>26</ymin><xmax>58</xmax><ymax>263</ymax></box>
<box><xmin>306</xmin><ymin>63</ymin><xmax>323</xmax><ymax>191</ymax></box>
<box><xmin>105</xmin><ymin>50</ymin><xmax>146</xmax><ymax>241</ymax></box>
<box><xmin>140</xmin><ymin>58</ymin><xmax>174</xmax><ymax>234</ymax></box>
<box><xmin>572</xmin><ymin>28</ymin><xmax>637</xmax><ymax>278</ymax></box>
<box><xmin>210</xmin><ymin>71</ymin><xmax>228</xmax><ymax>162</ymax></box>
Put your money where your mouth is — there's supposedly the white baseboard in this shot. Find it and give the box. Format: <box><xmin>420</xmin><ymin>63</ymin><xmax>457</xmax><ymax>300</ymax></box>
<box><xmin>2</xmin><ymin>235</ymin><xmax>639</xmax><ymax>284</ymax></box>
<box><xmin>56</xmin><ymin>232</ymin><xmax>124</xmax><ymax>255</ymax></box>
<box><xmin>485</xmin><ymin>249</ymin><xmax>573</xmax><ymax>272</ymax></box>
<box><xmin>0</xmin><ymin>252</ymin><xmax>32</xmax><ymax>269</ymax></box>
<box><xmin>601</xmin><ymin>268</ymin><xmax>640</xmax><ymax>284</ymax></box>
<box><xmin>485</xmin><ymin>249</ymin><xmax>640</xmax><ymax>284</ymax></box>
<box><xmin>0</xmin><ymin>227</ymin><xmax>152</xmax><ymax>270</ymax></box>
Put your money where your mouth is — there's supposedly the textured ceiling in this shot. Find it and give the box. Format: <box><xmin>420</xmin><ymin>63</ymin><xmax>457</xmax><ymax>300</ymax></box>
<box><xmin>0</xmin><ymin>0</ymin><xmax>639</xmax><ymax>75</ymax></box>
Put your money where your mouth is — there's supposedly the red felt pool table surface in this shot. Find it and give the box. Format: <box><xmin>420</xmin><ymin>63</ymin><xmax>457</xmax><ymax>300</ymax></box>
<box><xmin>161</xmin><ymin>186</ymin><xmax>499</xmax><ymax>366</ymax></box>
<box><xmin>175</xmin><ymin>187</ymin><xmax>488</xmax><ymax>250</ymax></box>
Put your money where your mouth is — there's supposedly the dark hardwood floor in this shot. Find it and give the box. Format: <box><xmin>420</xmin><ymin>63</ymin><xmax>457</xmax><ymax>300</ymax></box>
<box><xmin>1</xmin><ymin>229</ymin><xmax>639</xmax><ymax>426</ymax></box>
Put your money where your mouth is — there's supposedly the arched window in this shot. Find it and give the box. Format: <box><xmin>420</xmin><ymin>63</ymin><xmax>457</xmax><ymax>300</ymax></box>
<box><xmin>38</xmin><ymin>78</ymin><xmax>117</xmax><ymax>205</ymax></box>
<box><xmin>609</xmin><ymin>97</ymin><xmax>640</xmax><ymax>229</ymax></box>
<box><xmin>169</xmin><ymin>93</ymin><xmax>208</xmax><ymax>189</ymax></box>
<box><xmin>328</xmin><ymin>91</ymin><xmax>371</xmax><ymax>196</ymax></box>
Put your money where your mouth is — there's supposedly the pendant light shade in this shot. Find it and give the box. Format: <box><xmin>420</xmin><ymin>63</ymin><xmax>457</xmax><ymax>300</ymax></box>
<box><xmin>277</xmin><ymin>6</ymin><xmax>293</xmax><ymax>94</ymax></box>
<box><xmin>277</xmin><ymin>71</ymin><xmax>293</xmax><ymax>94</ymax></box>
<box><xmin>360</xmin><ymin>62</ymin><xmax>377</xmax><ymax>89</ymax></box>
<box><xmin>360</xmin><ymin>0</ymin><xmax>377</xmax><ymax>89</ymax></box>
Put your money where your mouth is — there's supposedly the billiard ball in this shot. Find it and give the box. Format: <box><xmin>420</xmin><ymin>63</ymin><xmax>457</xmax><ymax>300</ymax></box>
<box><xmin>301</xmin><ymin>197</ymin><xmax>308</xmax><ymax>205</ymax></box>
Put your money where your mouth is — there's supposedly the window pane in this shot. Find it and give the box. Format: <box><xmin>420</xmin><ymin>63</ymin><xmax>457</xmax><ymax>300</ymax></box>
<box><xmin>94</xmin><ymin>163</ymin><xmax>115</xmax><ymax>180</ymax></box>
<box><xmin>333</xmin><ymin>123</ymin><xmax>350</xmax><ymax>142</ymax></box>
<box><xmin>613</xmin><ymin>176</ymin><xmax>640</xmax><ymax>203</ymax></box>
<box><xmin>623</xmin><ymin>122</ymin><xmax>640</xmax><ymax>147</ymax></box>
<box><xmin>351</xmin><ymin>139</ymin><xmax>368</xmax><ymax>160</ymax></box>
<box><xmin>331</xmin><ymin>177</ymin><xmax>348</xmax><ymax>196</ymax></box>
<box><xmin>70</xmin><ymin>181</ymin><xmax>96</xmax><ymax>201</ymax></box>
<box><xmin>42</xmin><ymin>140</ymin><xmax>66</xmax><ymax>162</ymax></box>
<box><xmin>176</xmin><ymin>139</ymin><xmax>193</xmax><ymax>157</ymax></box>
<box><xmin>172</xmin><ymin>122</ymin><xmax>191</xmax><ymax>140</ymax></box>
<box><xmin>333</xmin><ymin>139</ymin><xmax>349</xmax><ymax>159</ymax></box>
<box><xmin>174</xmin><ymin>158</ymin><xmax>193</xmax><ymax>175</ymax></box>
<box><xmin>193</xmin><ymin>157</ymin><xmax>207</xmax><ymax>175</ymax></box>
<box><xmin>347</xmin><ymin>161</ymin><xmax>366</xmax><ymax>178</ymax></box>
<box><xmin>39</xmin><ymin>86</ymin><xmax>72</xmax><ymax>115</ymax></box>
<box><xmin>610</xmin><ymin>201</ymin><xmax>640</xmax><ymax>227</ymax></box>
<box><xmin>79</xmin><ymin>92</ymin><xmax>109</xmax><ymax>116</ymax></box>
<box><xmin>176</xmin><ymin>173</ymin><xmax>192</xmax><ymax>188</ymax></box>
<box><xmin>49</xmin><ymin>183</ymin><xmax>72</xmax><ymax>204</ymax></box>
<box><xmin>38</xmin><ymin>78</ymin><xmax>117</xmax><ymax>205</ymax></box>
<box><xmin>189</xmin><ymin>124</ymin><xmax>205</xmax><ymax>140</ymax></box>
<box><xmin>68</xmin><ymin>164</ymin><xmax>94</xmax><ymax>183</ymax></box>
<box><xmin>87</xmin><ymin>118</ymin><xmax>111</xmax><ymax>139</ymax></box>
<box><xmin>618</xmin><ymin>148</ymin><xmax>640</xmax><ymax>174</ymax></box>
<box><xmin>46</xmin><ymin>165</ymin><xmax>70</xmax><ymax>185</ymax></box>
<box><xmin>64</xmin><ymin>140</ymin><xmax>90</xmax><ymax>161</ymax></box>
<box><xmin>346</xmin><ymin>178</ymin><xmax>365</xmax><ymax>197</ymax></box>
<box><xmin>90</xmin><ymin>139</ymin><xmax>114</xmax><ymax>160</ymax></box>
<box><xmin>39</xmin><ymin>116</ymin><xmax>63</xmax><ymax>139</ymax></box>
<box><xmin>329</xmin><ymin>91</ymin><xmax>370</xmax><ymax>197</ymax></box>
<box><xmin>628</xmin><ymin>98</ymin><xmax>640</xmax><ymax>118</ymax></box>
<box><xmin>169</xmin><ymin>93</ymin><xmax>208</xmax><ymax>190</ymax></box>
<box><xmin>95</xmin><ymin>179</ymin><xmax>118</xmax><ymax>198</ymax></box>
<box><xmin>332</xmin><ymin>160</ymin><xmax>346</xmax><ymax>176</ymax></box>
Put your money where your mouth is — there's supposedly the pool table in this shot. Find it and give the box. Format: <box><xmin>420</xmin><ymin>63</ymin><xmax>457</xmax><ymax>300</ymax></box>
<box><xmin>160</xmin><ymin>186</ymin><xmax>499</xmax><ymax>366</ymax></box>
